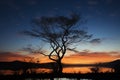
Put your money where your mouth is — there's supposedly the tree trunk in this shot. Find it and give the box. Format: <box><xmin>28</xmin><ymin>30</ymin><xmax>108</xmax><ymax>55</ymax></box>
<box><xmin>57</xmin><ymin>60</ymin><xmax>63</xmax><ymax>74</ymax></box>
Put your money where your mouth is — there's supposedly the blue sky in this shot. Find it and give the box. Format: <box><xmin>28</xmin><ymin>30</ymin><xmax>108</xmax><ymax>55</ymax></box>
<box><xmin>0</xmin><ymin>0</ymin><xmax>120</xmax><ymax>52</ymax></box>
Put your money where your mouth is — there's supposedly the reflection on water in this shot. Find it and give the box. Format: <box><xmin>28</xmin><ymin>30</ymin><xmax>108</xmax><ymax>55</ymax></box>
<box><xmin>0</xmin><ymin>68</ymin><xmax>52</xmax><ymax>75</ymax></box>
<box><xmin>0</xmin><ymin>70</ymin><xmax>14</xmax><ymax>75</ymax></box>
<box><xmin>63</xmin><ymin>67</ymin><xmax>113</xmax><ymax>73</ymax></box>
<box><xmin>63</xmin><ymin>67</ymin><xmax>91</xmax><ymax>73</ymax></box>
<box><xmin>25</xmin><ymin>78</ymin><xmax>92</xmax><ymax>80</ymax></box>
<box><xmin>0</xmin><ymin>67</ymin><xmax>114</xmax><ymax>75</ymax></box>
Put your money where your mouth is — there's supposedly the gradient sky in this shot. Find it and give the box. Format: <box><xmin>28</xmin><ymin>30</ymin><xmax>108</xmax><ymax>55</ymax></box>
<box><xmin>0</xmin><ymin>0</ymin><xmax>120</xmax><ymax>62</ymax></box>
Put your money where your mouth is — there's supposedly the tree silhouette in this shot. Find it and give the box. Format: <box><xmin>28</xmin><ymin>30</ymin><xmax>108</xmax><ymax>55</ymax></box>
<box><xmin>90</xmin><ymin>67</ymin><xmax>100</xmax><ymax>73</ymax></box>
<box><xmin>23</xmin><ymin>13</ymin><xmax>92</xmax><ymax>73</ymax></box>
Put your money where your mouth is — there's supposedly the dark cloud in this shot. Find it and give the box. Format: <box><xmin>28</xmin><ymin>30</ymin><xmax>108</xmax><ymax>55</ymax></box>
<box><xmin>0</xmin><ymin>51</ymin><xmax>30</xmax><ymax>62</ymax></box>
<box><xmin>82</xmin><ymin>49</ymin><xmax>91</xmax><ymax>53</ymax></box>
<box><xmin>69</xmin><ymin>51</ymin><xmax>120</xmax><ymax>58</ymax></box>
<box><xmin>67</xmin><ymin>48</ymin><xmax>79</xmax><ymax>53</ymax></box>
<box><xmin>90</xmin><ymin>38</ymin><xmax>101</xmax><ymax>44</ymax></box>
<box><xmin>109</xmin><ymin>51</ymin><xmax>120</xmax><ymax>55</ymax></box>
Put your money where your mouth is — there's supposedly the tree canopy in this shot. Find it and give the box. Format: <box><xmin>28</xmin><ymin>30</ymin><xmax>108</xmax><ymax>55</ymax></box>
<box><xmin>23</xmin><ymin>13</ymin><xmax>93</xmax><ymax>73</ymax></box>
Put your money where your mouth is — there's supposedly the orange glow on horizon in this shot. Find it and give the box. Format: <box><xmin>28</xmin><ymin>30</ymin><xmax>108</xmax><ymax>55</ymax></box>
<box><xmin>0</xmin><ymin>51</ymin><xmax>118</xmax><ymax>74</ymax></box>
<box><xmin>0</xmin><ymin>51</ymin><xmax>120</xmax><ymax>64</ymax></box>
<box><xmin>62</xmin><ymin>52</ymin><xmax>120</xmax><ymax>64</ymax></box>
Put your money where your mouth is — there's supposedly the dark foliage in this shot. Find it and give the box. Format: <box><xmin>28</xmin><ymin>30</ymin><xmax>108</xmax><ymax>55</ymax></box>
<box><xmin>22</xmin><ymin>13</ymin><xmax>92</xmax><ymax>73</ymax></box>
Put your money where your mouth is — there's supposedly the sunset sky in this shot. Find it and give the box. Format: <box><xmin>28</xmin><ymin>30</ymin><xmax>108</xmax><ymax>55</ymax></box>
<box><xmin>0</xmin><ymin>0</ymin><xmax>120</xmax><ymax>63</ymax></box>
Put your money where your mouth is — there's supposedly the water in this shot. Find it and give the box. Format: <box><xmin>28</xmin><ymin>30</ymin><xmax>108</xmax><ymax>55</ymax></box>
<box><xmin>25</xmin><ymin>78</ymin><xmax>92</xmax><ymax>80</ymax></box>
<box><xmin>0</xmin><ymin>67</ymin><xmax>113</xmax><ymax>75</ymax></box>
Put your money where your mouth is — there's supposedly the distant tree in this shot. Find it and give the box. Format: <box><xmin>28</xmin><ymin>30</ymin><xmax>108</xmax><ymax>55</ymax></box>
<box><xmin>90</xmin><ymin>67</ymin><xmax>100</xmax><ymax>73</ymax></box>
<box><xmin>113</xmin><ymin>62</ymin><xmax>120</xmax><ymax>73</ymax></box>
<box><xmin>22</xmin><ymin>13</ymin><xmax>93</xmax><ymax>73</ymax></box>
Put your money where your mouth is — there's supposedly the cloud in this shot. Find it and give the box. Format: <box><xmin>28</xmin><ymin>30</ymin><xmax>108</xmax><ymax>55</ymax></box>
<box><xmin>89</xmin><ymin>38</ymin><xmax>101</xmax><ymax>45</ymax></box>
<box><xmin>63</xmin><ymin>51</ymin><xmax>120</xmax><ymax>64</ymax></box>
<box><xmin>109</xmin><ymin>51</ymin><xmax>120</xmax><ymax>56</ymax></box>
<box><xmin>0</xmin><ymin>51</ymin><xmax>51</xmax><ymax>63</ymax></box>
<box><xmin>1</xmin><ymin>50</ymin><xmax>119</xmax><ymax>64</ymax></box>
<box><xmin>67</xmin><ymin>48</ymin><xmax>79</xmax><ymax>53</ymax></box>
<box><xmin>0</xmin><ymin>51</ymin><xmax>30</xmax><ymax>62</ymax></box>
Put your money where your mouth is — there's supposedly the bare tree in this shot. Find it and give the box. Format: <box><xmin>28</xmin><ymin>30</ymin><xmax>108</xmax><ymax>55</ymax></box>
<box><xmin>22</xmin><ymin>13</ymin><xmax>92</xmax><ymax>73</ymax></box>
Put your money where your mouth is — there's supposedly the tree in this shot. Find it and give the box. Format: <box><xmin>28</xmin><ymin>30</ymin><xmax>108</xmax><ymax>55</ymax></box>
<box><xmin>23</xmin><ymin>13</ymin><xmax>92</xmax><ymax>73</ymax></box>
<box><xmin>90</xmin><ymin>66</ymin><xmax>100</xmax><ymax>73</ymax></box>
